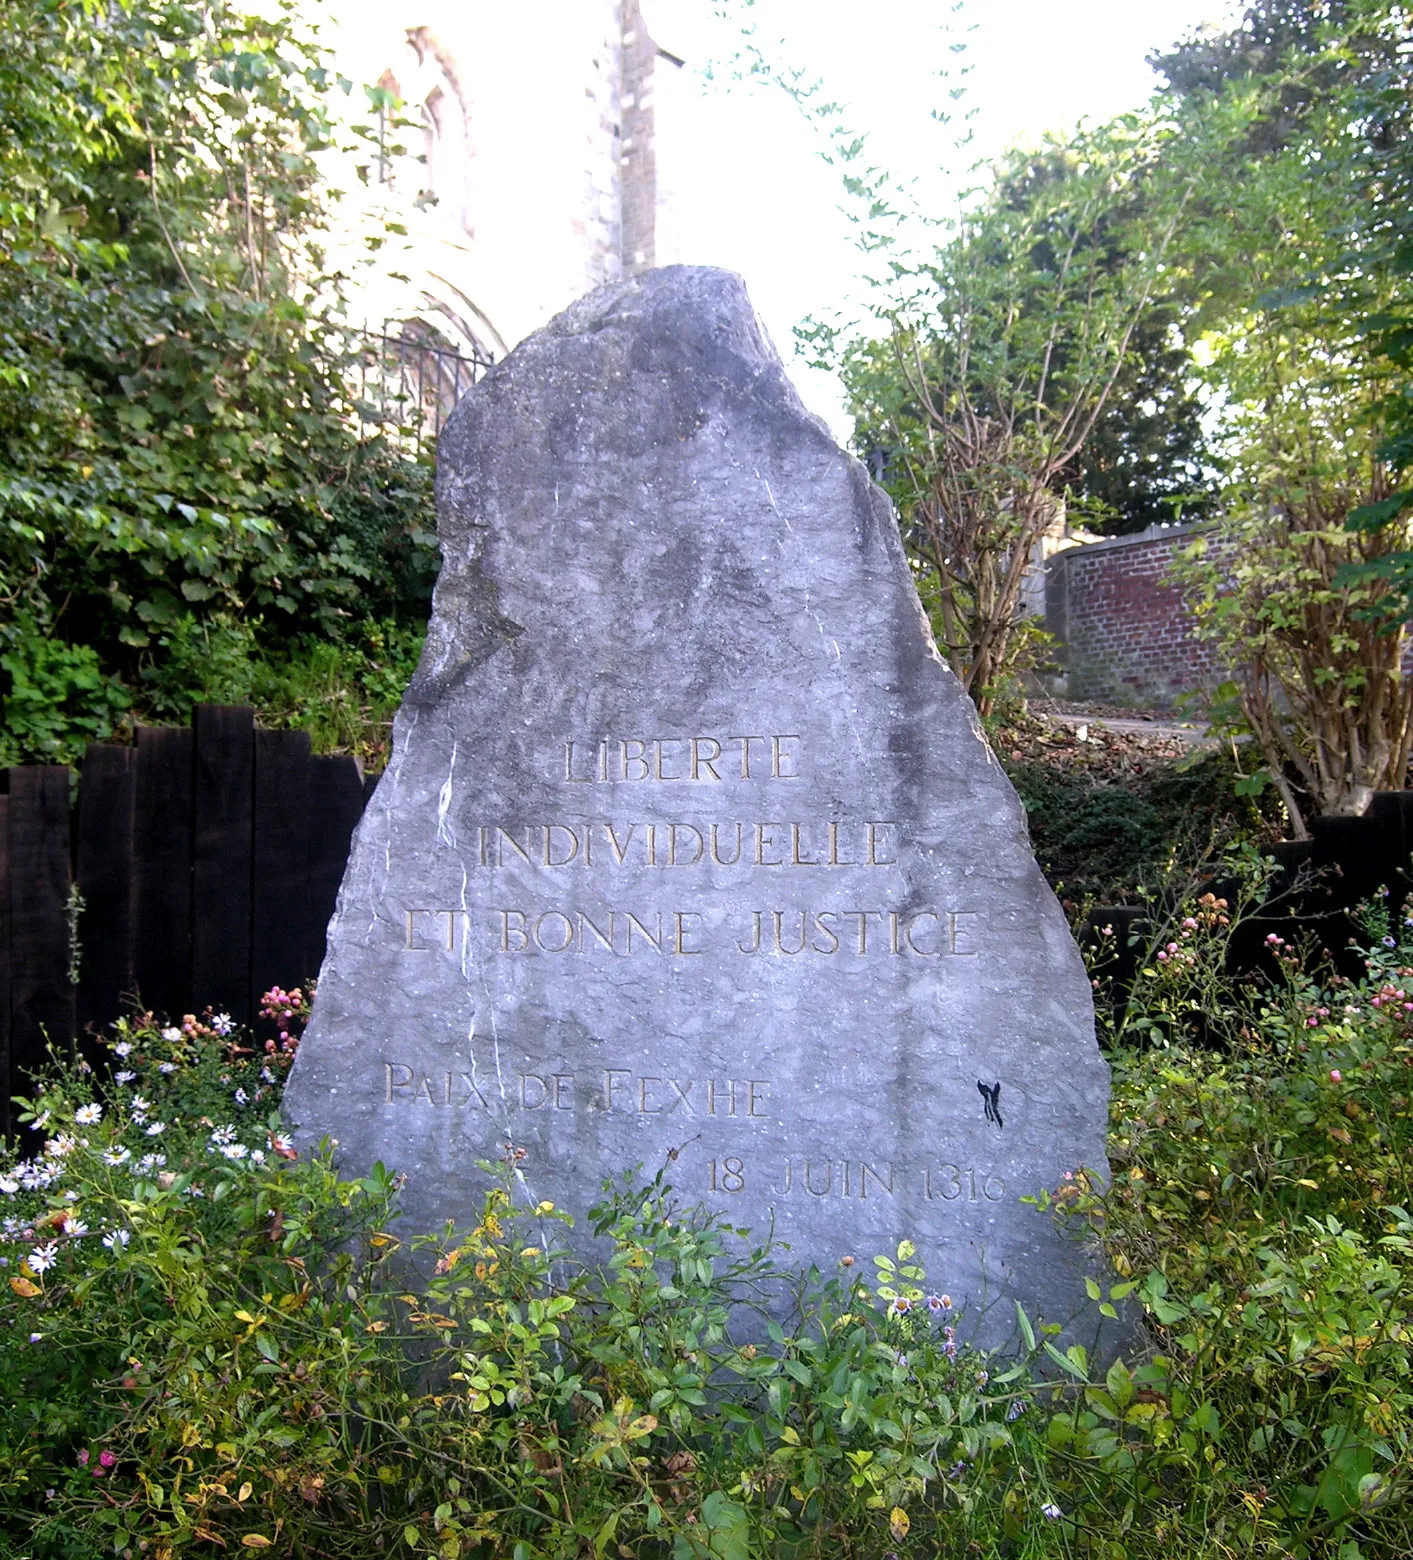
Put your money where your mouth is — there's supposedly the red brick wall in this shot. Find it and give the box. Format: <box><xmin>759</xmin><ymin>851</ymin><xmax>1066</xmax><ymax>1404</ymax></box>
<box><xmin>1046</xmin><ymin>524</ymin><xmax>1225</xmax><ymax>709</ymax></box>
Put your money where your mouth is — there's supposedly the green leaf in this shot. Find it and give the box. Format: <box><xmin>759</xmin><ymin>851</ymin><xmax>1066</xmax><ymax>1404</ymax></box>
<box><xmin>1347</xmin><ymin>491</ymin><xmax>1413</xmax><ymax>532</ymax></box>
<box><xmin>1043</xmin><ymin>1340</ymin><xmax>1090</xmax><ymax>1380</ymax></box>
<box><xmin>1015</xmin><ymin>1301</ymin><xmax>1036</xmax><ymax>1352</ymax></box>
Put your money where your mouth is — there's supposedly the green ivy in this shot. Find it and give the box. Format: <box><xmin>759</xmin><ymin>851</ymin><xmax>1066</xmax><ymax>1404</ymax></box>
<box><xmin>0</xmin><ymin>0</ymin><xmax>439</xmax><ymax>761</ymax></box>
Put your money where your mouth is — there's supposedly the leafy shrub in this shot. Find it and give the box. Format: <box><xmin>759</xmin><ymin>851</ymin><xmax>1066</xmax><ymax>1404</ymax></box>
<box><xmin>0</xmin><ymin>618</ymin><xmax>132</xmax><ymax>766</ymax></box>
<box><xmin>132</xmin><ymin>614</ymin><xmax>425</xmax><ymax>765</ymax></box>
<box><xmin>0</xmin><ymin>0</ymin><xmax>439</xmax><ymax>759</ymax></box>
<box><xmin>1006</xmin><ymin>740</ymin><xmax>1280</xmax><ymax>904</ymax></box>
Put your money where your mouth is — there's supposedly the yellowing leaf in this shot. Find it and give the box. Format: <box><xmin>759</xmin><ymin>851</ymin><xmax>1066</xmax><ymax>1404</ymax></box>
<box><xmin>9</xmin><ymin>1277</ymin><xmax>41</xmax><ymax>1298</ymax></box>
<box><xmin>238</xmin><ymin>1482</ymin><xmax>253</xmax><ymax>1503</ymax></box>
<box><xmin>241</xmin><ymin>1537</ymin><xmax>273</xmax><ymax>1549</ymax></box>
<box><xmin>889</xmin><ymin>1506</ymin><xmax>911</xmax><ymax>1541</ymax></box>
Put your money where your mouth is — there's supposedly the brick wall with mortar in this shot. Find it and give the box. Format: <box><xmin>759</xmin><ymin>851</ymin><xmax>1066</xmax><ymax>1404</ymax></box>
<box><xmin>1045</xmin><ymin>523</ymin><xmax>1227</xmax><ymax>709</ymax></box>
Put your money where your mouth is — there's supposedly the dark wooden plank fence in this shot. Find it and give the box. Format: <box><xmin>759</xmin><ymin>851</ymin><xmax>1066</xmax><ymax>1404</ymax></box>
<box><xmin>0</xmin><ymin>707</ymin><xmax>374</xmax><ymax>1128</ymax></box>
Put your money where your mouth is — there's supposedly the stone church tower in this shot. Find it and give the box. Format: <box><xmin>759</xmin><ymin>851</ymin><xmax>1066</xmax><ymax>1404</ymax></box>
<box><xmin>319</xmin><ymin>1</ymin><xmax>685</xmax><ymax>362</ymax></box>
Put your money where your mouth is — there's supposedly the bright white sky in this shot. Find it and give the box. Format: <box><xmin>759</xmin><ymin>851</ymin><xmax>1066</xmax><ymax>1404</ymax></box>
<box><xmin>648</xmin><ymin>0</ymin><xmax>1244</xmax><ymax>436</ymax></box>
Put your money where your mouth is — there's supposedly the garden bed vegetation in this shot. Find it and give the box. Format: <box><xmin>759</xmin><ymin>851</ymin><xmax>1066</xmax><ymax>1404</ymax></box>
<box><xmin>1</xmin><ymin>892</ymin><xmax>1411</xmax><ymax>1559</ymax></box>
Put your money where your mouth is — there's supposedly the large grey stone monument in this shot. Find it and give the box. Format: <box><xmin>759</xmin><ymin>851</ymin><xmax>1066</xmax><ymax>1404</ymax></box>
<box><xmin>284</xmin><ymin>266</ymin><xmax>1113</xmax><ymax>1347</ymax></box>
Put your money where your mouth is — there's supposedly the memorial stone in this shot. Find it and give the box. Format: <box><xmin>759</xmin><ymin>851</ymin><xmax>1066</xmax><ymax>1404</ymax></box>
<box><xmin>283</xmin><ymin>266</ymin><xmax>1115</xmax><ymax>1348</ymax></box>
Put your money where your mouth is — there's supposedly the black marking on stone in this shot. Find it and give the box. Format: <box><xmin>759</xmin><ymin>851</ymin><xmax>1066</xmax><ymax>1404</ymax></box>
<box><xmin>977</xmin><ymin>1079</ymin><xmax>1003</xmax><ymax>1129</ymax></box>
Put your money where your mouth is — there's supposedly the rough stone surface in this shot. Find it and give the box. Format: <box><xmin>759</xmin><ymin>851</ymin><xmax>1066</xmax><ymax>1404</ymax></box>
<box><xmin>283</xmin><ymin>266</ymin><xmax>1114</xmax><ymax>1349</ymax></box>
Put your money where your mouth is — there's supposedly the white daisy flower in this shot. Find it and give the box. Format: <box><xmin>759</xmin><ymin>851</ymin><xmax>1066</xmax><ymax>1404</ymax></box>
<box><xmin>74</xmin><ymin>1104</ymin><xmax>102</xmax><ymax>1125</ymax></box>
<box><xmin>27</xmin><ymin>1242</ymin><xmax>58</xmax><ymax>1274</ymax></box>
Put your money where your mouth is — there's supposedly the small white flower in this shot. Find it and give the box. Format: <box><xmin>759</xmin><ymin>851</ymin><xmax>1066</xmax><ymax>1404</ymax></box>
<box><xmin>260</xmin><ymin>1067</ymin><xmax>275</xmax><ymax>1084</ymax></box>
<box><xmin>74</xmin><ymin>1104</ymin><xmax>102</xmax><ymax>1125</ymax></box>
<box><xmin>3</xmin><ymin>1216</ymin><xmax>23</xmax><ymax>1235</ymax></box>
<box><xmin>233</xmin><ymin>1088</ymin><xmax>249</xmax><ymax>1107</ymax></box>
<box><xmin>113</xmin><ymin>1041</ymin><xmax>133</xmax><ymax>1058</ymax></box>
<box><xmin>185</xmin><ymin>1185</ymin><xmax>205</xmax><ymax>1198</ymax></box>
<box><xmin>65</xmin><ymin>1220</ymin><xmax>89</xmax><ymax>1238</ymax></box>
<box><xmin>27</xmin><ymin>1242</ymin><xmax>58</xmax><ymax>1274</ymax></box>
<box><xmin>101</xmin><ymin>1228</ymin><xmax>131</xmax><ymax>1250</ymax></box>
<box><xmin>270</xmin><ymin>1132</ymin><xmax>293</xmax><ymax>1156</ymax></box>
<box><xmin>0</xmin><ymin>1177</ymin><xmax>17</xmax><ymax>1197</ymax></box>
<box><xmin>158</xmin><ymin>1062</ymin><xmax>176</xmax><ymax>1074</ymax></box>
<box><xmin>31</xmin><ymin>1111</ymin><xmax>51</xmax><ymax>1131</ymax></box>
<box><xmin>102</xmin><ymin>1147</ymin><xmax>131</xmax><ymax>1166</ymax></box>
<box><xmin>136</xmin><ymin>1153</ymin><xmax>166</xmax><ymax>1173</ymax></box>
<box><xmin>249</xmin><ymin>1149</ymin><xmax>266</xmax><ymax>1164</ymax></box>
<box><xmin>1041</xmin><ymin>1502</ymin><xmax>1062</xmax><ymax>1521</ymax></box>
<box><xmin>145</xmin><ymin>1122</ymin><xmax>166</xmax><ymax>1137</ymax></box>
<box><xmin>29</xmin><ymin>1333</ymin><xmax>43</xmax><ymax>1343</ymax></box>
<box><xmin>219</xmin><ymin>1143</ymin><xmax>249</xmax><ymax>1161</ymax></box>
<box><xmin>130</xmin><ymin>1095</ymin><xmax>150</xmax><ymax>1113</ymax></box>
<box><xmin>45</xmin><ymin>1134</ymin><xmax>77</xmax><ymax>1159</ymax></box>
<box><xmin>63</xmin><ymin>1190</ymin><xmax>79</xmax><ymax>1203</ymax></box>
<box><xmin>113</xmin><ymin>1070</ymin><xmax>136</xmax><ymax>1084</ymax></box>
<box><xmin>161</xmin><ymin>1027</ymin><xmax>181</xmax><ymax>1042</ymax></box>
<box><xmin>211</xmin><ymin>1013</ymin><xmax>234</xmax><ymax>1036</ymax></box>
<box><xmin>209</xmin><ymin>1125</ymin><xmax>237</xmax><ymax>1146</ymax></box>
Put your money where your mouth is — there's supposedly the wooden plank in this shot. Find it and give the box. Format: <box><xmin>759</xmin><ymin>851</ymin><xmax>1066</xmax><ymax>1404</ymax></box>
<box><xmin>192</xmin><ymin>706</ymin><xmax>255</xmax><ymax>1024</ymax></box>
<box><xmin>132</xmin><ymin>726</ymin><xmax>194</xmax><ymax>1021</ymax></box>
<box><xmin>6</xmin><ymin>767</ymin><xmax>75</xmax><ymax>1094</ymax></box>
<box><xmin>305</xmin><ymin>755</ymin><xmax>366</xmax><ymax>984</ymax></box>
<box><xmin>75</xmin><ymin>744</ymin><xmax>137</xmax><ymax>1048</ymax></box>
<box><xmin>250</xmin><ymin>728</ymin><xmax>312</xmax><ymax>1017</ymax></box>
<box><xmin>0</xmin><ymin>789</ymin><xmax>11</xmax><ymax>1141</ymax></box>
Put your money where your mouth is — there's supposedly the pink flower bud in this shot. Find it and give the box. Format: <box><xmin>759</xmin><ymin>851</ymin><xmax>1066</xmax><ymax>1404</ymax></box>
<box><xmin>1329</xmin><ymin>1069</ymin><xmax>1342</xmax><ymax>1082</ymax></box>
